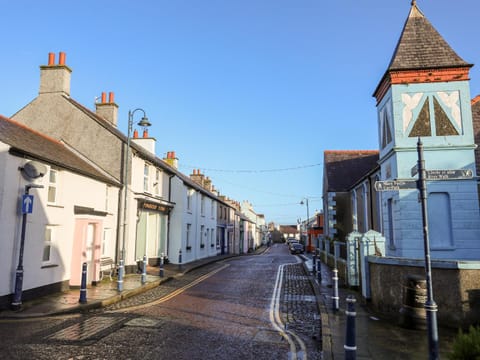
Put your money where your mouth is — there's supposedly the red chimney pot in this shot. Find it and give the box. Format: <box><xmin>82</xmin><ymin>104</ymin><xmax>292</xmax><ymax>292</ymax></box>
<box><xmin>48</xmin><ymin>53</ymin><xmax>55</xmax><ymax>66</ymax></box>
<box><xmin>171</xmin><ymin>151</ymin><xmax>176</xmax><ymax>159</ymax></box>
<box><xmin>101</xmin><ymin>92</ymin><xmax>107</xmax><ymax>103</ymax></box>
<box><xmin>58</xmin><ymin>52</ymin><xmax>66</xmax><ymax>65</ymax></box>
<box><xmin>143</xmin><ymin>129</ymin><xmax>148</xmax><ymax>138</ymax></box>
<box><xmin>109</xmin><ymin>92</ymin><xmax>114</xmax><ymax>103</ymax></box>
<box><xmin>133</xmin><ymin>129</ymin><xmax>139</xmax><ymax>138</ymax></box>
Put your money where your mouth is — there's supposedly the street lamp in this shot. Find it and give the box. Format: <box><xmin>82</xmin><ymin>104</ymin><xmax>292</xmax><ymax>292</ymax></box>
<box><xmin>118</xmin><ymin>108</ymin><xmax>151</xmax><ymax>291</ymax></box>
<box><xmin>300</xmin><ymin>198</ymin><xmax>310</xmax><ymax>252</ymax></box>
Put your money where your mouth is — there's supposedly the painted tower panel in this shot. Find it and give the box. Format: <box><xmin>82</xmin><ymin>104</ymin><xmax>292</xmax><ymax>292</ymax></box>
<box><xmin>374</xmin><ymin>2</ymin><xmax>480</xmax><ymax>260</ymax></box>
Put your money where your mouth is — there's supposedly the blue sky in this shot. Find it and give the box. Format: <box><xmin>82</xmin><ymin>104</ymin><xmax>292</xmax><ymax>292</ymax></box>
<box><xmin>2</xmin><ymin>0</ymin><xmax>480</xmax><ymax>225</ymax></box>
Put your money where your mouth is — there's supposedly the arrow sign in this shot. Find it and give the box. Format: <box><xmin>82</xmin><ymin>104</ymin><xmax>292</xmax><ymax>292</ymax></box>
<box><xmin>425</xmin><ymin>169</ymin><xmax>473</xmax><ymax>180</ymax></box>
<box><xmin>374</xmin><ymin>180</ymin><xmax>417</xmax><ymax>191</ymax></box>
<box><xmin>22</xmin><ymin>195</ymin><xmax>34</xmax><ymax>214</ymax></box>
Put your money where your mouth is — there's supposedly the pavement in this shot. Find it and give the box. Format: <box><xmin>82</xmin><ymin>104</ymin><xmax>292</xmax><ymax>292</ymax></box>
<box><xmin>300</xmin><ymin>253</ymin><xmax>457</xmax><ymax>360</ymax></box>
<box><xmin>0</xmin><ymin>246</ymin><xmax>457</xmax><ymax>359</ymax></box>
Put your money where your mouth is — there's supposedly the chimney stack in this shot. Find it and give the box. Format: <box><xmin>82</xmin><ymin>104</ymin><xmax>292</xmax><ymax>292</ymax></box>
<box><xmin>190</xmin><ymin>168</ymin><xmax>205</xmax><ymax>186</ymax></box>
<box><xmin>131</xmin><ymin>127</ymin><xmax>156</xmax><ymax>154</ymax></box>
<box><xmin>204</xmin><ymin>176</ymin><xmax>212</xmax><ymax>192</ymax></box>
<box><xmin>164</xmin><ymin>151</ymin><xmax>179</xmax><ymax>169</ymax></box>
<box><xmin>39</xmin><ymin>51</ymin><xmax>72</xmax><ymax>96</ymax></box>
<box><xmin>95</xmin><ymin>91</ymin><xmax>119</xmax><ymax>126</ymax></box>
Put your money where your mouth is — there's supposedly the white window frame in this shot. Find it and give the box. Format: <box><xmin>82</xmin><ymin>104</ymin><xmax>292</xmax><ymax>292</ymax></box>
<box><xmin>143</xmin><ymin>164</ymin><xmax>150</xmax><ymax>193</ymax></box>
<box><xmin>154</xmin><ymin>169</ymin><xmax>161</xmax><ymax>196</ymax></box>
<box><xmin>186</xmin><ymin>223</ymin><xmax>191</xmax><ymax>249</ymax></box>
<box><xmin>43</xmin><ymin>226</ymin><xmax>55</xmax><ymax>264</ymax></box>
<box><xmin>187</xmin><ymin>189</ymin><xmax>193</xmax><ymax>212</ymax></box>
<box><xmin>47</xmin><ymin>168</ymin><xmax>58</xmax><ymax>204</ymax></box>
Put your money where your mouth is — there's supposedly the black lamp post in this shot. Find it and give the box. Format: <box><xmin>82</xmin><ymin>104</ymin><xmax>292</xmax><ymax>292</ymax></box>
<box><xmin>300</xmin><ymin>198</ymin><xmax>310</xmax><ymax>251</ymax></box>
<box><xmin>118</xmin><ymin>108</ymin><xmax>151</xmax><ymax>291</ymax></box>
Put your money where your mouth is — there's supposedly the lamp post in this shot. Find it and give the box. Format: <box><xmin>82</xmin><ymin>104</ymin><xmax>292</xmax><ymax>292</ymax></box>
<box><xmin>300</xmin><ymin>198</ymin><xmax>310</xmax><ymax>252</ymax></box>
<box><xmin>118</xmin><ymin>108</ymin><xmax>151</xmax><ymax>291</ymax></box>
<box><xmin>12</xmin><ymin>183</ymin><xmax>44</xmax><ymax>310</ymax></box>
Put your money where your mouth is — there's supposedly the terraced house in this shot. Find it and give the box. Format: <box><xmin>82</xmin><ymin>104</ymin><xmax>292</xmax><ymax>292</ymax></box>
<box><xmin>1</xmin><ymin>52</ymin><xmax>262</xmax><ymax>306</ymax></box>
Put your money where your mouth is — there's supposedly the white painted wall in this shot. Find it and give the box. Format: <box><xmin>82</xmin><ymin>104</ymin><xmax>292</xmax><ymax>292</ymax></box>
<box><xmin>0</xmin><ymin>145</ymin><xmax>119</xmax><ymax>298</ymax></box>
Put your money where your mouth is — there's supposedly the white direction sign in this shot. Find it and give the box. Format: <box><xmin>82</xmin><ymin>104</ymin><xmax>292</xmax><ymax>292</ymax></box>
<box><xmin>425</xmin><ymin>169</ymin><xmax>473</xmax><ymax>180</ymax></box>
<box><xmin>374</xmin><ymin>180</ymin><xmax>417</xmax><ymax>192</ymax></box>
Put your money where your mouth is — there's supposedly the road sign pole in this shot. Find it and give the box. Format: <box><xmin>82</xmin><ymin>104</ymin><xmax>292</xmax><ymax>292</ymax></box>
<box><xmin>11</xmin><ymin>184</ymin><xmax>44</xmax><ymax>310</ymax></box>
<box><xmin>11</xmin><ymin>205</ymin><xmax>27</xmax><ymax>310</ymax></box>
<box><xmin>417</xmin><ymin>139</ymin><xmax>439</xmax><ymax>360</ymax></box>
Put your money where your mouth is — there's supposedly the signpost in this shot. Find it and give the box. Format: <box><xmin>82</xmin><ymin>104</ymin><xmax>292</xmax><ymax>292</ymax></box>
<box><xmin>12</xmin><ymin>184</ymin><xmax>43</xmax><ymax>310</ymax></box>
<box><xmin>424</xmin><ymin>169</ymin><xmax>472</xmax><ymax>180</ymax></box>
<box><xmin>374</xmin><ymin>180</ymin><xmax>417</xmax><ymax>191</ymax></box>
<box><xmin>374</xmin><ymin>140</ymin><xmax>475</xmax><ymax>360</ymax></box>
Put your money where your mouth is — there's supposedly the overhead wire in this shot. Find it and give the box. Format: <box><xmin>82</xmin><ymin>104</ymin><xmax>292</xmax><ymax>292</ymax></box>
<box><xmin>179</xmin><ymin>162</ymin><xmax>322</xmax><ymax>173</ymax></box>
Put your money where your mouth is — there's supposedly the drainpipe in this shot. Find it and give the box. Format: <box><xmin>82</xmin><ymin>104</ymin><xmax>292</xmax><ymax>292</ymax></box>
<box><xmin>166</xmin><ymin>174</ymin><xmax>175</xmax><ymax>259</ymax></box>
<box><xmin>368</xmin><ymin>176</ymin><xmax>375</xmax><ymax>230</ymax></box>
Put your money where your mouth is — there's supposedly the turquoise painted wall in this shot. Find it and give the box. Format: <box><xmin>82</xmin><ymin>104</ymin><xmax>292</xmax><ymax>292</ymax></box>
<box><xmin>376</xmin><ymin>79</ymin><xmax>480</xmax><ymax>260</ymax></box>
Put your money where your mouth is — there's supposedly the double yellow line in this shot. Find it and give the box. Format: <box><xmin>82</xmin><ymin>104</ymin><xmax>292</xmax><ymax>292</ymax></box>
<box><xmin>108</xmin><ymin>264</ymin><xmax>230</xmax><ymax>313</ymax></box>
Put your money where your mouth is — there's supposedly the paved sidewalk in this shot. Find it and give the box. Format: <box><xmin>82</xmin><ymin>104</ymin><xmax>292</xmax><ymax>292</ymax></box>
<box><xmin>0</xmin><ymin>253</ymin><xmax>238</xmax><ymax>319</ymax></box>
<box><xmin>301</xmin><ymin>254</ymin><xmax>457</xmax><ymax>360</ymax></box>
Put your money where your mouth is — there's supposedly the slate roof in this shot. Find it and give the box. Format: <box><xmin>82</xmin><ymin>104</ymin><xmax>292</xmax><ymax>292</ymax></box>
<box><xmin>0</xmin><ymin>115</ymin><xmax>120</xmax><ymax>186</ymax></box>
<box><xmin>66</xmin><ymin>96</ymin><xmax>235</xmax><ymax>208</ymax></box>
<box><xmin>387</xmin><ymin>2</ymin><xmax>471</xmax><ymax>71</ymax></box>
<box><xmin>324</xmin><ymin>150</ymin><xmax>379</xmax><ymax>192</ymax></box>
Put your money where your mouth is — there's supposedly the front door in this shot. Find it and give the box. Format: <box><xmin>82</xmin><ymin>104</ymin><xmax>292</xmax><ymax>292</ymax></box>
<box><xmin>71</xmin><ymin>219</ymin><xmax>102</xmax><ymax>286</ymax></box>
<box><xmin>85</xmin><ymin>224</ymin><xmax>95</xmax><ymax>283</ymax></box>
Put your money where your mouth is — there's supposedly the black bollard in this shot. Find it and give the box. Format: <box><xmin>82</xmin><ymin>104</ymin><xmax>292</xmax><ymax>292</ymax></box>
<box><xmin>344</xmin><ymin>295</ymin><xmax>357</xmax><ymax>359</ymax></box>
<box><xmin>332</xmin><ymin>268</ymin><xmax>339</xmax><ymax>312</ymax></box>
<box><xmin>79</xmin><ymin>262</ymin><xmax>87</xmax><ymax>304</ymax></box>
<box><xmin>178</xmin><ymin>249</ymin><xmax>182</xmax><ymax>270</ymax></box>
<box><xmin>316</xmin><ymin>255</ymin><xmax>322</xmax><ymax>283</ymax></box>
<box><xmin>312</xmin><ymin>253</ymin><xmax>316</xmax><ymax>273</ymax></box>
<box><xmin>141</xmin><ymin>255</ymin><xmax>147</xmax><ymax>284</ymax></box>
<box><xmin>159</xmin><ymin>252</ymin><xmax>164</xmax><ymax>278</ymax></box>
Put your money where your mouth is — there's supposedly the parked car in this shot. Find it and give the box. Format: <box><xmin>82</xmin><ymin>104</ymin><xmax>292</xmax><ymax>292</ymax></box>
<box><xmin>290</xmin><ymin>243</ymin><xmax>304</xmax><ymax>255</ymax></box>
<box><xmin>288</xmin><ymin>240</ymin><xmax>300</xmax><ymax>250</ymax></box>
<box><xmin>286</xmin><ymin>237</ymin><xmax>298</xmax><ymax>246</ymax></box>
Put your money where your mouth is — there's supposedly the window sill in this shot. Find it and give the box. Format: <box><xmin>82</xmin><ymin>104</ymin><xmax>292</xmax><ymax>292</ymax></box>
<box><xmin>47</xmin><ymin>203</ymin><xmax>64</xmax><ymax>209</ymax></box>
<box><xmin>41</xmin><ymin>264</ymin><xmax>59</xmax><ymax>269</ymax></box>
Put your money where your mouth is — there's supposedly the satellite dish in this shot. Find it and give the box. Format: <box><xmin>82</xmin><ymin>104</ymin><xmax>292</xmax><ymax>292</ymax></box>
<box><xmin>20</xmin><ymin>161</ymin><xmax>47</xmax><ymax>180</ymax></box>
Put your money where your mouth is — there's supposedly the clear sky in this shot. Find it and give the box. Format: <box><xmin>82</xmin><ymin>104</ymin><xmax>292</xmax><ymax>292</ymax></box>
<box><xmin>2</xmin><ymin>0</ymin><xmax>480</xmax><ymax>225</ymax></box>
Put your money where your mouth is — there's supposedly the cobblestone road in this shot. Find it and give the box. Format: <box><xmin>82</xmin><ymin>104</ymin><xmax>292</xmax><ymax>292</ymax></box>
<box><xmin>281</xmin><ymin>262</ymin><xmax>322</xmax><ymax>358</ymax></box>
<box><xmin>1</xmin><ymin>248</ymin><xmax>324</xmax><ymax>359</ymax></box>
